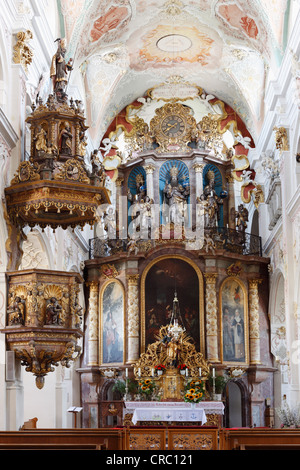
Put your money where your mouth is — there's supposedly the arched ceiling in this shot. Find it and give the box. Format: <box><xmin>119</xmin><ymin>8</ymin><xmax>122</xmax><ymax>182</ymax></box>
<box><xmin>57</xmin><ymin>0</ymin><xmax>289</xmax><ymax>146</ymax></box>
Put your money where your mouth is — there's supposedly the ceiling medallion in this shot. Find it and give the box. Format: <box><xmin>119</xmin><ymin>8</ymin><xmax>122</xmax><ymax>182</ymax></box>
<box><xmin>156</xmin><ymin>34</ymin><xmax>192</xmax><ymax>52</ymax></box>
<box><xmin>149</xmin><ymin>101</ymin><xmax>197</xmax><ymax>153</ymax></box>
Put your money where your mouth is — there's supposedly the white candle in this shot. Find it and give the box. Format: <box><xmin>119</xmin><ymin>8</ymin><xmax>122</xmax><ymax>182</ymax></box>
<box><xmin>186</xmin><ymin>368</ymin><xmax>188</xmax><ymax>377</ymax></box>
<box><xmin>152</xmin><ymin>368</ymin><xmax>154</xmax><ymax>376</ymax></box>
<box><xmin>199</xmin><ymin>368</ymin><xmax>201</xmax><ymax>377</ymax></box>
<box><xmin>212</xmin><ymin>368</ymin><xmax>215</xmax><ymax>378</ymax></box>
<box><xmin>138</xmin><ymin>368</ymin><xmax>141</xmax><ymax>377</ymax></box>
<box><xmin>125</xmin><ymin>368</ymin><xmax>128</xmax><ymax>378</ymax></box>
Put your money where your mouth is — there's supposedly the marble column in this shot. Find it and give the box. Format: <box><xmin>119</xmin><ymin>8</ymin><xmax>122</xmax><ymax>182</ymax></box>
<box><xmin>226</xmin><ymin>172</ymin><xmax>236</xmax><ymax>229</ymax></box>
<box><xmin>127</xmin><ymin>274</ymin><xmax>140</xmax><ymax>363</ymax></box>
<box><xmin>87</xmin><ymin>281</ymin><xmax>99</xmax><ymax>366</ymax></box>
<box><xmin>193</xmin><ymin>162</ymin><xmax>205</xmax><ymax>198</ymax></box>
<box><xmin>248</xmin><ymin>279</ymin><xmax>262</xmax><ymax>364</ymax></box>
<box><xmin>144</xmin><ymin>164</ymin><xmax>155</xmax><ymax>201</ymax></box>
<box><xmin>115</xmin><ymin>176</ymin><xmax>125</xmax><ymax>239</ymax></box>
<box><xmin>204</xmin><ymin>273</ymin><xmax>219</xmax><ymax>362</ymax></box>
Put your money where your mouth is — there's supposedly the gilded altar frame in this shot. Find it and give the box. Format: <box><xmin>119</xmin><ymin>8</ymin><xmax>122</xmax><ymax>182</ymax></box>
<box><xmin>140</xmin><ymin>254</ymin><xmax>205</xmax><ymax>355</ymax></box>
<box><xmin>219</xmin><ymin>276</ymin><xmax>249</xmax><ymax>365</ymax></box>
<box><xmin>99</xmin><ymin>278</ymin><xmax>126</xmax><ymax>365</ymax></box>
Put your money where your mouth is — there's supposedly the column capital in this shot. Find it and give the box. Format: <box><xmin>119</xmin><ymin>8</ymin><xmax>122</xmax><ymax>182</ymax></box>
<box><xmin>144</xmin><ymin>164</ymin><xmax>155</xmax><ymax>174</ymax></box>
<box><xmin>115</xmin><ymin>177</ymin><xmax>124</xmax><ymax>187</ymax></box>
<box><xmin>127</xmin><ymin>274</ymin><xmax>139</xmax><ymax>285</ymax></box>
<box><xmin>193</xmin><ymin>162</ymin><xmax>205</xmax><ymax>172</ymax></box>
<box><xmin>248</xmin><ymin>279</ymin><xmax>263</xmax><ymax>289</ymax></box>
<box><xmin>86</xmin><ymin>280</ymin><xmax>99</xmax><ymax>291</ymax></box>
<box><xmin>204</xmin><ymin>272</ymin><xmax>218</xmax><ymax>283</ymax></box>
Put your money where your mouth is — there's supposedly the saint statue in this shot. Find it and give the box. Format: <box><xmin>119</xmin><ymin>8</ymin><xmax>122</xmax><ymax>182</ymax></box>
<box><xmin>7</xmin><ymin>295</ymin><xmax>26</xmax><ymax>325</ymax></box>
<box><xmin>59</xmin><ymin>121</ymin><xmax>73</xmax><ymax>155</ymax></box>
<box><xmin>198</xmin><ymin>169</ymin><xmax>223</xmax><ymax>228</ymax></box>
<box><xmin>163</xmin><ymin>165</ymin><xmax>190</xmax><ymax>225</ymax></box>
<box><xmin>50</xmin><ymin>38</ymin><xmax>73</xmax><ymax>96</ymax></box>
<box><xmin>45</xmin><ymin>297</ymin><xmax>62</xmax><ymax>325</ymax></box>
<box><xmin>235</xmin><ymin>203</ymin><xmax>248</xmax><ymax>244</ymax></box>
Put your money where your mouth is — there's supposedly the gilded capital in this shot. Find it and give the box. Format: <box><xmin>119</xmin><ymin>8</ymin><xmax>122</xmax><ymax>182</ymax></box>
<box><xmin>204</xmin><ymin>273</ymin><xmax>218</xmax><ymax>284</ymax></box>
<box><xmin>193</xmin><ymin>163</ymin><xmax>205</xmax><ymax>173</ymax></box>
<box><xmin>144</xmin><ymin>164</ymin><xmax>155</xmax><ymax>174</ymax></box>
<box><xmin>248</xmin><ymin>279</ymin><xmax>263</xmax><ymax>289</ymax></box>
<box><xmin>127</xmin><ymin>274</ymin><xmax>139</xmax><ymax>286</ymax></box>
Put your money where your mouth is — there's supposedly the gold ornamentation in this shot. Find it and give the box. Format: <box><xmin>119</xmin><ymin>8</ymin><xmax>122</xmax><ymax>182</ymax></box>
<box><xmin>273</xmin><ymin>126</ymin><xmax>289</xmax><ymax>153</ymax></box>
<box><xmin>10</xmin><ymin>161</ymin><xmax>41</xmax><ymax>185</ymax></box>
<box><xmin>226</xmin><ymin>261</ymin><xmax>242</xmax><ymax>277</ymax></box>
<box><xmin>134</xmin><ymin>325</ymin><xmax>210</xmax><ymax>380</ymax></box>
<box><xmin>13</xmin><ymin>30</ymin><xmax>33</xmax><ymax>72</ymax></box>
<box><xmin>54</xmin><ymin>158</ymin><xmax>90</xmax><ymax>184</ymax></box>
<box><xmin>2</xmin><ymin>270</ymin><xmax>83</xmax><ymax>388</ymax></box>
<box><xmin>150</xmin><ymin>102</ymin><xmax>197</xmax><ymax>153</ymax></box>
<box><xmin>100</xmin><ymin>264</ymin><xmax>119</xmax><ymax>279</ymax></box>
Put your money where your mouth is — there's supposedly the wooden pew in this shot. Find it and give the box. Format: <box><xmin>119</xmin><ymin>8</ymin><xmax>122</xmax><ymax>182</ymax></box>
<box><xmin>123</xmin><ymin>427</ymin><xmax>167</xmax><ymax>450</ymax></box>
<box><xmin>220</xmin><ymin>428</ymin><xmax>300</xmax><ymax>450</ymax></box>
<box><xmin>168</xmin><ymin>426</ymin><xmax>219</xmax><ymax>451</ymax></box>
<box><xmin>0</xmin><ymin>429</ymin><xmax>123</xmax><ymax>450</ymax></box>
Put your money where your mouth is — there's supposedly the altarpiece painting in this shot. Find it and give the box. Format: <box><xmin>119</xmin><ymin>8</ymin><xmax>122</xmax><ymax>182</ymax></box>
<box><xmin>101</xmin><ymin>280</ymin><xmax>124</xmax><ymax>364</ymax></box>
<box><xmin>220</xmin><ymin>278</ymin><xmax>248</xmax><ymax>363</ymax></box>
<box><xmin>143</xmin><ymin>257</ymin><xmax>201</xmax><ymax>351</ymax></box>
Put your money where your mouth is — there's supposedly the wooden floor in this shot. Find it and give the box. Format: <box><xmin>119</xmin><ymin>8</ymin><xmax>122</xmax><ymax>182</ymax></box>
<box><xmin>0</xmin><ymin>427</ymin><xmax>300</xmax><ymax>450</ymax></box>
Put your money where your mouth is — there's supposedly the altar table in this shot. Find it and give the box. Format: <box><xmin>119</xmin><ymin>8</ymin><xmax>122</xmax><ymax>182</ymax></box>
<box><xmin>124</xmin><ymin>401</ymin><xmax>224</xmax><ymax>426</ymax></box>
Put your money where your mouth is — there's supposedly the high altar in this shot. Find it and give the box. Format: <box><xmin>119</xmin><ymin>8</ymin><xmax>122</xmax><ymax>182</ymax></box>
<box><xmin>2</xmin><ymin>53</ymin><xmax>271</xmax><ymax>429</ymax></box>
<box><xmin>79</xmin><ymin>80</ymin><xmax>271</xmax><ymax>429</ymax></box>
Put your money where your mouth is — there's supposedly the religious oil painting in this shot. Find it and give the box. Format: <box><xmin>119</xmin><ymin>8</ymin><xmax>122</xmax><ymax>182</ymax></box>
<box><xmin>144</xmin><ymin>258</ymin><xmax>200</xmax><ymax>350</ymax></box>
<box><xmin>220</xmin><ymin>278</ymin><xmax>248</xmax><ymax>364</ymax></box>
<box><xmin>101</xmin><ymin>280</ymin><xmax>124</xmax><ymax>364</ymax></box>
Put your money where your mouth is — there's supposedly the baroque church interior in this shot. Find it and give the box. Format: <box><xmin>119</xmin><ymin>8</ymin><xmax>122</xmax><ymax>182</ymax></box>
<box><xmin>0</xmin><ymin>0</ymin><xmax>300</xmax><ymax>451</ymax></box>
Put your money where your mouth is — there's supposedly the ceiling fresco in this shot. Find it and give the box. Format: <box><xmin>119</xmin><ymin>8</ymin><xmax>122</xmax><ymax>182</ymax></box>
<box><xmin>57</xmin><ymin>0</ymin><xmax>289</xmax><ymax>146</ymax></box>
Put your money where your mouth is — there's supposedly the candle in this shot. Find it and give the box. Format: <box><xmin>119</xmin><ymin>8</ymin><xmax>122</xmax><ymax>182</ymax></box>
<box><xmin>138</xmin><ymin>368</ymin><xmax>141</xmax><ymax>377</ymax></box>
<box><xmin>212</xmin><ymin>368</ymin><xmax>215</xmax><ymax>378</ymax></box>
<box><xmin>125</xmin><ymin>368</ymin><xmax>128</xmax><ymax>378</ymax></box>
<box><xmin>199</xmin><ymin>368</ymin><xmax>201</xmax><ymax>377</ymax></box>
<box><xmin>152</xmin><ymin>368</ymin><xmax>154</xmax><ymax>376</ymax></box>
<box><xmin>186</xmin><ymin>368</ymin><xmax>188</xmax><ymax>377</ymax></box>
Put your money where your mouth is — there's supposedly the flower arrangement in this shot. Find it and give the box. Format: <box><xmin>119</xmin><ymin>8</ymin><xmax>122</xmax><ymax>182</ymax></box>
<box><xmin>138</xmin><ymin>378</ymin><xmax>156</xmax><ymax>397</ymax></box>
<box><xmin>184</xmin><ymin>378</ymin><xmax>205</xmax><ymax>403</ymax></box>
<box><xmin>276</xmin><ymin>400</ymin><xmax>300</xmax><ymax>428</ymax></box>
<box><xmin>155</xmin><ymin>364</ymin><xmax>166</xmax><ymax>371</ymax></box>
<box><xmin>178</xmin><ymin>364</ymin><xmax>188</xmax><ymax>371</ymax></box>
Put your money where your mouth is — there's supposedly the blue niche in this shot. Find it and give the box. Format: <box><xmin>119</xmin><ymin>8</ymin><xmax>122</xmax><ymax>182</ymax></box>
<box><xmin>159</xmin><ymin>159</ymin><xmax>190</xmax><ymax>225</ymax></box>
<box><xmin>203</xmin><ymin>164</ymin><xmax>226</xmax><ymax>227</ymax></box>
<box><xmin>127</xmin><ymin>166</ymin><xmax>147</xmax><ymax>225</ymax></box>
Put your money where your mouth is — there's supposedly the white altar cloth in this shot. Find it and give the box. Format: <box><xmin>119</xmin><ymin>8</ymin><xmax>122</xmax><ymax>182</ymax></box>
<box><xmin>124</xmin><ymin>401</ymin><xmax>224</xmax><ymax>425</ymax></box>
<box><xmin>131</xmin><ymin>406</ymin><xmax>206</xmax><ymax>425</ymax></box>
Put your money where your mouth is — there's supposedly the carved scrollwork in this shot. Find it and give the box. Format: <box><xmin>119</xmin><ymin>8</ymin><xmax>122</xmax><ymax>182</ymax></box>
<box><xmin>10</xmin><ymin>161</ymin><xmax>41</xmax><ymax>185</ymax></box>
<box><xmin>54</xmin><ymin>158</ymin><xmax>90</xmax><ymax>184</ymax></box>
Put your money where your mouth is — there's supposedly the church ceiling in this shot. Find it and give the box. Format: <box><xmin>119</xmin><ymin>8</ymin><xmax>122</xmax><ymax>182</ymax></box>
<box><xmin>57</xmin><ymin>0</ymin><xmax>289</xmax><ymax>145</ymax></box>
